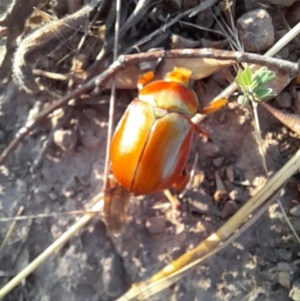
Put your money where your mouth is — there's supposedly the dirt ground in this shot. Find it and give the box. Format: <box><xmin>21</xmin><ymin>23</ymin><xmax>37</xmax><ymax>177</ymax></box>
<box><xmin>1</xmin><ymin>1</ymin><xmax>300</xmax><ymax>301</ymax></box>
<box><xmin>1</xmin><ymin>76</ymin><xmax>300</xmax><ymax>301</ymax></box>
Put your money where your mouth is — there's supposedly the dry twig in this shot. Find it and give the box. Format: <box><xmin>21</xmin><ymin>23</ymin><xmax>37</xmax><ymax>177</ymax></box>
<box><xmin>0</xmin><ymin>207</ymin><xmax>24</xmax><ymax>252</ymax></box>
<box><xmin>115</xmin><ymin>150</ymin><xmax>300</xmax><ymax>301</ymax></box>
<box><xmin>12</xmin><ymin>0</ymin><xmax>102</xmax><ymax>94</ymax></box>
<box><xmin>0</xmin><ymin>193</ymin><xmax>103</xmax><ymax>298</ymax></box>
<box><xmin>1</xmin><ymin>49</ymin><xmax>298</xmax><ymax>166</ymax></box>
<box><xmin>103</xmin><ymin>0</ymin><xmax>121</xmax><ymax>192</ymax></box>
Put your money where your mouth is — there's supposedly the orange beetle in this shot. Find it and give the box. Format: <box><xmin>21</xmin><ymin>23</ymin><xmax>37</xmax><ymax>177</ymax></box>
<box><xmin>106</xmin><ymin>67</ymin><xmax>227</xmax><ymax>234</ymax></box>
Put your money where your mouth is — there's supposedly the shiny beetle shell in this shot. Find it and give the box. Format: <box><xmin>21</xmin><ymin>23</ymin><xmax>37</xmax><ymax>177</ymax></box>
<box><xmin>110</xmin><ymin>67</ymin><xmax>199</xmax><ymax>196</ymax></box>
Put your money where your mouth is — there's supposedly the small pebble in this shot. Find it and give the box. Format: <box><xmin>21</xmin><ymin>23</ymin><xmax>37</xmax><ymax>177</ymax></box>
<box><xmin>290</xmin><ymin>205</ymin><xmax>300</xmax><ymax>217</ymax></box>
<box><xmin>237</xmin><ymin>9</ymin><xmax>274</xmax><ymax>51</ymax></box>
<box><xmin>188</xmin><ymin>194</ymin><xmax>213</xmax><ymax>214</ymax></box>
<box><xmin>229</xmin><ymin>187</ymin><xmax>248</xmax><ymax>203</ymax></box>
<box><xmin>49</xmin><ymin>191</ymin><xmax>58</xmax><ymax>201</ymax></box>
<box><xmin>277</xmin><ymin>47</ymin><xmax>289</xmax><ymax>60</ymax></box>
<box><xmin>201</xmin><ymin>142</ymin><xmax>220</xmax><ymax>157</ymax></box>
<box><xmin>277</xmin><ymin>262</ymin><xmax>292</xmax><ymax>271</ymax></box>
<box><xmin>278</xmin><ymin>271</ymin><xmax>291</xmax><ymax>289</ymax></box>
<box><xmin>196</xmin><ymin>7</ymin><xmax>214</xmax><ymax>28</ymax></box>
<box><xmin>61</xmin><ymin>176</ymin><xmax>79</xmax><ymax>198</ymax></box>
<box><xmin>53</xmin><ymin>128</ymin><xmax>77</xmax><ymax>151</ymax></box>
<box><xmin>276</xmin><ymin>248</ymin><xmax>292</xmax><ymax>261</ymax></box>
<box><xmin>192</xmin><ymin>171</ymin><xmax>205</xmax><ymax>187</ymax></box>
<box><xmin>172</xmin><ymin>247</ymin><xmax>184</xmax><ymax>259</ymax></box>
<box><xmin>276</xmin><ymin>91</ymin><xmax>292</xmax><ymax>108</ymax></box>
<box><xmin>145</xmin><ymin>216</ymin><xmax>166</xmax><ymax>234</ymax></box>
<box><xmin>221</xmin><ymin>200</ymin><xmax>238</xmax><ymax>219</ymax></box>
<box><xmin>51</xmin><ymin>224</ymin><xmax>62</xmax><ymax>238</ymax></box>
<box><xmin>226</xmin><ymin>167</ymin><xmax>234</xmax><ymax>182</ymax></box>
<box><xmin>214</xmin><ymin>190</ymin><xmax>228</xmax><ymax>203</ymax></box>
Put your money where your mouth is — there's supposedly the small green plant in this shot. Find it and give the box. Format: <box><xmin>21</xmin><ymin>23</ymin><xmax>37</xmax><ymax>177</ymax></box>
<box><xmin>236</xmin><ymin>66</ymin><xmax>276</xmax><ymax>106</ymax></box>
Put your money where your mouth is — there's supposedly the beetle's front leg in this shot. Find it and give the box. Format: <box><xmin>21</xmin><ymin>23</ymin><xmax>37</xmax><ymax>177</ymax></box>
<box><xmin>137</xmin><ymin>70</ymin><xmax>155</xmax><ymax>90</ymax></box>
<box><xmin>200</xmin><ymin>98</ymin><xmax>228</xmax><ymax>115</ymax></box>
<box><xmin>137</xmin><ymin>51</ymin><xmax>166</xmax><ymax>90</ymax></box>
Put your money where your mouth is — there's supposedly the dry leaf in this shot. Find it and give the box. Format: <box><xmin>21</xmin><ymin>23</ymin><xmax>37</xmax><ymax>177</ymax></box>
<box><xmin>171</xmin><ymin>34</ymin><xmax>200</xmax><ymax>49</ymax></box>
<box><xmin>108</xmin><ymin>57</ymin><xmax>235</xmax><ymax>89</ymax></box>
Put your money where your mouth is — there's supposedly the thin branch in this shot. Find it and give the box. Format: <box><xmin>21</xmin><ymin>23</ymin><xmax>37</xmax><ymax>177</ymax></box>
<box><xmin>265</xmin><ymin>21</ymin><xmax>300</xmax><ymax>57</ymax></box>
<box><xmin>122</xmin><ymin>0</ymin><xmax>219</xmax><ymax>55</ymax></box>
<box><xmin>0</xmin><ymin>209</ymin><xmax>102</xmax><ymax>222</ymax></box>
<box><xmin>0</xmin><ymin>48</ymin><xmax>298</xmax><ymax>166</ymax></box>
<box><xmin>0</xmin><ymin>193</ymin><xmax>104</xmax><ymax>299</ymax></box>
<box><xmin>103</xmin><ymin>0</ymin><xmax>121</xmax><ymax>191</ymax></box>
<box><xmin>0</xmin><ymin>207</ymin><xmax>24</xmax><ymax>252</ymax></box>
<box><xmin>115</xmin><ymin>149</ymin><xmax>300</xmax><ymax>301</ymax></box>
<box><xmin>88</xmin><ymin>0</ymin><xmax>151</xmax><ymax>76</ymax></box>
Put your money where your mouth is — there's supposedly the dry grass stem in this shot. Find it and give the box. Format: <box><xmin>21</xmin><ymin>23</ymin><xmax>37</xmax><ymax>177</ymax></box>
<box><xmin>103</xmin><ymin>0</ymin><xmax>121</xmax><ymax>191</ymax></box>
<box><xmin>0</xmin><ymin>206</ymin><xmax>24</xmax><ymax>252</ymax></box>
<box><xmin>0</xmin><ymin>194</ymin><xmax>103</xmax><ymax>299</ymax></box>
<box><xmin>0</xmin><ymin>210</ymin><xmax>102</xmax><ymax>222</ymax></box>
<box><xmin>116</xmin><ymin>149</ymin><xmax>300</xmax><ymax>300</ymax></box>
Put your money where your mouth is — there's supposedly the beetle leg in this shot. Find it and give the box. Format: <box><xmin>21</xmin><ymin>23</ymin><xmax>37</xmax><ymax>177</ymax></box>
<box><xmin>200</xmin><ymin>98</ymin><xmax>228</xmax><ymax>115</ymax></box>
<box><xmin>163</xmin><ymin>189</ymin><xmax>181</xmax><ymax>210</ymax></box>
<box><xmin>193</xmin><ymin>124</ymin><xmax>210</xmax><ymax>142</ymax></box>
<box><xmin>104</xmin><ymin>174</ymin><xmax>131</xmax><ymax>236</ymax></box>
<box><xmin>137</xmin><ymin>51</ymin><xmax>166</xmax><ymax>90</ymax></box>
<box><xmin>172</xmin><ymin>168</ymin><xmax>190</xmax><ymax>193</ymax></box>
<box><xmin>137</xmin><ymin>70</ymin><xmax>155</xmax><ymax>90</ymax></box>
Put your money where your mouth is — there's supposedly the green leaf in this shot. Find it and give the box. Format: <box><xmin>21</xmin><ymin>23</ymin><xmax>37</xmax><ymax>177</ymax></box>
<box><xmin>253</xmin><ymin>67</ymin><xmax>275</xmax><ymax>87</ymax></box>
<box><xmin>236</xmin><ymin>68</ymin><xmax>252</xmax><ymax>91</ymax></box>
<box><xmin>242</xmin><ymin>67</ymin><xmax>252</xmax><ymax>87</ymax></box>
<box><xmin>235</xmin><ymin>66</ymin><xmax>276</xmax><ymax>104</ymax></box>
<box><xmin>236</xmin><ymin>70</ymin><xmax>247</xmax><ymax>91</ymax></box>
<box><xmin>253</xmin><ymin>86</ymin><xmax>275</xmax><ymax>101</ymax></box>
<box><xmin>237</xmin><ymin>95</ymin><xmax>249</xmax><ymax>106</ymax></box>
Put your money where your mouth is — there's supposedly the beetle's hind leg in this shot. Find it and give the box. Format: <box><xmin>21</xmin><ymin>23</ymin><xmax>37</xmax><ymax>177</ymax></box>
<box><xmin>161</xmin><ymin>169</ymin><xmax>191</xmax><ymax>211</ymax></box>
<box><xmin>172</xmin><ymin>168</ymin><xmax>190</xmax><ymax>194</ymax></box>
<box><xmin>104</xmin><ymin>174</ymin><xmax>131</xmax><ymax>236</ymax></box>
<box><xmin>193</xmin><ymin>123</ymin><xmax>210</xmax><ymax>142</ymax></box>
